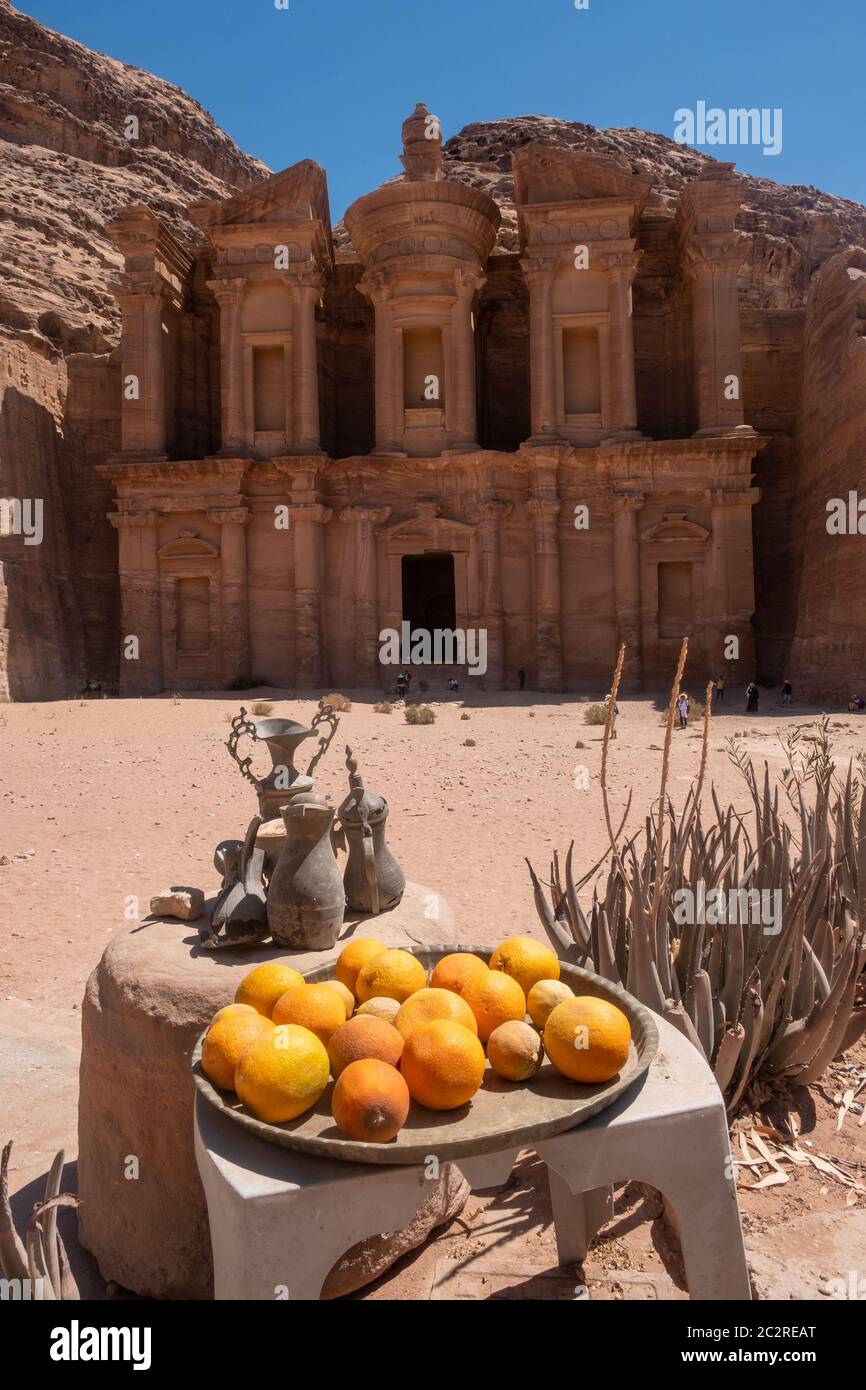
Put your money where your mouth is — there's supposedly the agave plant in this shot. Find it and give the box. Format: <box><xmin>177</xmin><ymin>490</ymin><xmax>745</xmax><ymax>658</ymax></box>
<box><xmin>0</xmin><ymin>1141</ymin><xmax>80</xmax><ymax>1299</ymax></box>
<box><xmin>528</xmin><ymin>642</ymin><xmax>866</xmax><ymax>1111</ymax></box>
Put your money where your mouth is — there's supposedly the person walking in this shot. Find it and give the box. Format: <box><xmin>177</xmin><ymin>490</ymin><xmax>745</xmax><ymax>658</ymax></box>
<box><xmin>746</xmin><ymin>681</ymin><xmax>759</xmax><ymax>713</ymax></box>
<box><xmin>781</xmin><ymin>678</ymin><xmax>793</xmax><ymax>707</ymax></box>
<box><xmin>518</xmin><ymin>668</ymin><xmax>526</xmax><ymax>691</ymax></box>
<box><xmin>715</xmin><ymin>674</ymin><xmax>725</xmax><ymax>704</ymax></box>
<box><xmin>605</xmin><ymin>693</ymin><xmax>620</xmax><ymax>740</ymax></box>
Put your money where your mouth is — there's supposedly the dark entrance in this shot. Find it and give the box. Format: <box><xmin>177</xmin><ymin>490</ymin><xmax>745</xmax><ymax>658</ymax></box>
<box><xmin>401</xmin><ymin>553</ymin><xmax>456</xmax><ymax>634</ymax></box>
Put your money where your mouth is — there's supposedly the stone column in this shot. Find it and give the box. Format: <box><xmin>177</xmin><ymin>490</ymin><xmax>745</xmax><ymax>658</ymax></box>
<box><xmin>116</xmin><ymin>286</ymin><xmax>167</xmax><ymax>458</ymax></box>
<box><xmin>291</xmin><ymin>278</ymin><xmax>322</xmax><ymax>452</ymax></box>
<box><xmin>450</xmin><ymin>270</ymin><xmax>480</xmax><ymax>449</ymax></box>
<box><xmin>209</xmin><ymin>278</ymin><xmax>247</xmax><ymax>455</ymax></box>
<box><xmin>522</xmin><ymin>260</ymin><xmax>558</xmax><ymax>441</ymax></box>
<box><xmin>474</xmin><ymin>500</ymin><xmax>511</xmax><ymax>688</ymax></box>
<box><xmin>705</xmin><ymin>486</ymin><xmax>759</xmax><ymax>675</ymax></box>
<box><xmin>109</xmin><ymin>510</ymin><xmax>162</xmax><ymax>694</ymax></box>
<box><xmin>527</xmin><ymin>497</ymin><xmax>563</xmax><ymax>690</ymax></box>
<box><xmin>368</xmin><ymin>282</ymin><xmax>403</xmax><ymax>454</ymax></box>
<box><xmin>340</xmin><ymin>505</ymin><xmax>390</xmax><ymax>686</ymax></box>
<box><xmin>686</xmin><ymin>243</ymin><xmax>747</xmax><ymax>435</ymax></box>
<box><xmin>603</xmin><ymin>253</ymin><xmax>641</xmax><ymax>439</ymax></box>
<box><xmin>207</xmin><ymin>507</ymin><xmax>250</xmax><ymax>687</ymax></box>
<box><xmin>288</xmin><ymin>502</ymin><xmax>332</xmax><ymax>687</ymax></box>
<box><xmin>612</xmin><ymin>491</ymin><xmax>645</xmax><ymax>689</ymax></box>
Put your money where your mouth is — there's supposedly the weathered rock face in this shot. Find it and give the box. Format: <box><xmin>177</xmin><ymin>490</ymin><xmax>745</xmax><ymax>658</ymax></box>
<box><xmin>0</xmin><ymin>2</ymin><xmax>267</xmax><ymax>698</ymax></box>
<box><xmin>788</xmin><ymin>249</ymin><xmax>866</xmax><ymax>699</ymax></box>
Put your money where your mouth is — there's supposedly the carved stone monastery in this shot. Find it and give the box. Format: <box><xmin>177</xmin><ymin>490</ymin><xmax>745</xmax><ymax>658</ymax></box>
<box><xmin>102</xmin><ymin>104</ymin><xmax>764</xmax><ymax>693</ymax></box>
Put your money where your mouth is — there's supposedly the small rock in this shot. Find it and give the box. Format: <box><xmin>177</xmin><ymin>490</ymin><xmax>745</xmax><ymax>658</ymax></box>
<box><xmin>0</xmin><ymin>855</ymin><xmax>10</xmax><ymax>866</ymax></box>
<box><xmin>149</xmin><ymin>887</ymin><xmax>205</xmax><ymax>921</ymax></box>
<box><xmin>463</xmin><ymin>737</ymin><xmax>476</xmax><ymax>747</ymax></box>
<box><xmin>460</xmin><ymin>712</ymin><xmax>470</xmax><ymax>720</ymax></box>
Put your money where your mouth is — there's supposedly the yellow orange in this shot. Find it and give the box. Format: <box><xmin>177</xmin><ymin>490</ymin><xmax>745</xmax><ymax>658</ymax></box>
<box><xmin>201</xmin><ymin>1007</ymin><xmax>274</xmax><ymax>1092</ymax></box>
<box><xmin>321</xmin><ymin>979</ymin><xmax>355</xmax><ymax>1018</ymax></box>
<box><xmin>461</xmin><ymin>970</ymin><xmax>527</xmax><ymax>1043</ymax></box>
<box><xmin>489</xmin><ymin>935</ymin><xmax>560</xmax><ymax>997</ymax></box>
<box><xmin>527</xmin><ymin>979</ymin><xmax>574</xmax><ymax>1029</ymax></box>
<box><xmin>400</xmin><ymin>1019</ymin><xmax>486</xmax><ymax>1111</ymax></box>
<box><xmin>544</xmin><ymin>996</ymin><xmax>631</xmax><ymax>1083</ymax></box>
<box><xmin>332</xmin><ymin>1058</ymin><xmax>410</xmax><ymax>1143</ymax></box>
<box><xmin>234</xmin><ymin>961</ymin><xmax>305</xmax><ymax>1018</ymax></box>
<box><xmin>210</xmin><ymin>1001</ymin><xmax>257</xmax><ymax>1025</ymax></box>
<box><xmin>272</xmin><ymin>983</ymin><xmax>346</xmax><ymax>1044</ymax></box>
<box><xmin>395</xmin><ymin>987</ymin><xmax>478</xmax><ymax>1040</ymax></box>
<box><xmin>486</xmin><ymin>1020</ymin><xmax>544</xmax><ymax>1082</ymax></box>
<box><xmin>356</xmin><ymin>948</ymin><xmax>427</xmax><ymax>1004</ymax></box>
<box><xmin>335</xmin><ymin>938</ymin><xmax>387</xmax><ymax>996</ymax></box>
<box><xmin>429</xmin><ymin>951</ymin><xmax>490</xmax><ymax>997</ymax></box>
<box><xmin>327</xmin><ymin>1014</ymin><xmax>404</xmax><ymax>1078</ymax></box>
<box><xmin>236</xmin><ymin>1024</ymin><xmax>329</xmax><ymax>1123</ymax></box>
<box><xmin>356</xmin><ymin>996</ymin><xmax>401</xmax><ymax>1024</ymax></box>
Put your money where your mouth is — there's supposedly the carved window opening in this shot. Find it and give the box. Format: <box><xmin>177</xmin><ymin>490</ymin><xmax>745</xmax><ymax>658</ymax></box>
<box><xmin>176</xmin><ymin>576</ymin><xmax>210</xmax><ymax>653</ymax></box>
<box><xmin>403</xmin><ymin>327</ymin><xmax>445</xmax><ymax>409</ymax></box>
<box><xmin>563</xmin><ymin>327</ymin><xmax>601</xmax><ymax>415</ymax></box>
<box><xmin>658</xmin><ymin>562</ymin><xmax>694</xmax><ymax>638</ymax></box>
<box><xmin>253</xmin><ymin>345</ymin><xmax>286</xmax><ymax>432</ymax></box>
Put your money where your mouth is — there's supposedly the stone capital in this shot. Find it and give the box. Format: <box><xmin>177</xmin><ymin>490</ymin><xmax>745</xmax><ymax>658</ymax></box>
<box><xmin>288</xmin><ymin>503</ymin><xmax>333</xmax><ymax>526</ymax></box>
<box><xmin>206</xmin><ymin>506</ymin><xmax>250</xmax><ymax>526</ymax></box>
<box><xmin>704</xmin><ymin>486</ymin><xmax>761</xmax><ymax>508</ymax></box>
<box><xmin>470</xmin><ymin>498</ymin><xmax>513</xmax><ymax>526</ymax></box>
<box><xmin>339</xmin><ymin>505</ymin><xmax>391</xmax><ymax>527</ymax></box>
<box><xmin>108</xmin><ymin>509</ymin><xmax>159</xmax><ymax>529</ymax></box>
<box><xmin>682</xmin><ymin>235</ymin><xmax>742</xmax><ymax>280</ymax></box>
<box><xmin>612</xmin><ymin>490</ymin><xmax>645</xmax><ymax>513</ymax></box>
<box><xmin>526</xmin><ymin>497</ymin><xmax>561</xmax><ymax>521</ymax></box>
<box><xmin>206</xmin><ymin>277</ymin><xmax>247</xmax><ymax>305</ymax></box>
<box><xmin>519</xmin><ymin>257</ymin><xmax>556</xmax><ymax>288</ymax></box>
<box><xmin>453</xmin><ymin>265</ymin><xmax>485</xmax><ymax>298</ymax></box>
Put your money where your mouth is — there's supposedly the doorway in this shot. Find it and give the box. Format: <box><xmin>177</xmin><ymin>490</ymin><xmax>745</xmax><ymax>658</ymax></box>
<box><xmin>401</xmin><ymin>553</ymin><xmax>456</xmax><ymax>633</ymax></box>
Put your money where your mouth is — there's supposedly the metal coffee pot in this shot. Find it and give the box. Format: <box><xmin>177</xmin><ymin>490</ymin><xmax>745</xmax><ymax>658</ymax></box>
<box><xmin>337</xmin><ymin>746</ymin><xmax>405</xmax><ymax>915</ymax></box>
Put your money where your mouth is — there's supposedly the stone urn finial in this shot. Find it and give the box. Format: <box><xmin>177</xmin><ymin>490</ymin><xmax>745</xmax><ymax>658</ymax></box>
<box><xmin>401</xmin><ymin>101</ymin><xmax>443</xmax><ymax>182</ymax></box>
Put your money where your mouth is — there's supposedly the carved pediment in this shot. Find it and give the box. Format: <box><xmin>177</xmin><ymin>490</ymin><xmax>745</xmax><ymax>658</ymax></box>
<box><xmin>189</xmin><ymin>161</ymin><xmax>332</xmax><ymax>264</ymax></box>
<box><xmin>377</xmin><ymin>504</ymin><xmax>476</xmax><ymax>540</ymax></box>
<box><xmin>641</xmin><ymin>513</ymin><xmax>710</xmax><ymax>544</ymax></box>
<box><xmin>513</xmin><ymin>144</ymin><xmax>653</xmax><ymax>213</ymax></box>
<box><xmin>157</xmin><ymin>530</ymin><xmax>220</xmax><ymax>560</ymax></box>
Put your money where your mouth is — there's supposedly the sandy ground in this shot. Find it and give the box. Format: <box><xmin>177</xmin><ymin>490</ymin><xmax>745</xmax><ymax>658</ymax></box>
<box><xmin>1</xmin><ymin>684</ymin><xmax>864</xmax><ymax>1300</ymax></box>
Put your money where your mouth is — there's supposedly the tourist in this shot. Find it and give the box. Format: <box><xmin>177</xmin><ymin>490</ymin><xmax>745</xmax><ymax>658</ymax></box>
<box><xmin>677</xmin><ymin>692</ymin><xmax>689</xmax><ymax>729</ymax></box>
<box><xmin>746</xmin><ymin>681</ymin><xmax>759</xmax><ymax>713</ymax></box>
<box><xmin>715</xmin><ymin>674</ymin><xmax>725</xmax><ymax>704</ymax></box>
<box><xmin>395</xmin><ymin>670</ymin><xmax>407</xmax><ymax>698</ymax></box>
<box><xmin>781</xmin><ymin>678</ymin><xmax>793</xmax><ymax>706</ymax></box>
<box><xmin>849</xmin><ymin>695</ymin><xmax>865</xmax><ymax>712</ymax></box>
<box><xmin>447</xmin><ymin>676</ymin><xmax>459</xmax><ymax>692</ymax></box>
<box><xmin>518</xmin><ymin>668</ymin><xmax>526</xmax><ymax>691</ymax></box>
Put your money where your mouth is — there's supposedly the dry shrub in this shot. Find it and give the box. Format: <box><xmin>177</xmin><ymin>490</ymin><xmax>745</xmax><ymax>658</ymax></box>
<box><xmin>583</xmin><ymin>703</ymin><xmax>608</xmax><ymax>725</ymax></box>
<box><xmin>373</xmin><ymin>701</ymin><xmax>393</xmax><ymax>714</ymax></box>
<box><xmin>324</xmin><ymin>692</ymin><xmax>352</xmax><ymax>713</ymax></box>
<box><xmin>250</xmin><ymin>700</ymin><xmax>274</xmax><ymax>716</ymax></box>
<box><xmin>405</xmin><ymin>704</ymin><xmax>435</xmax><ymax>725</ymax></box>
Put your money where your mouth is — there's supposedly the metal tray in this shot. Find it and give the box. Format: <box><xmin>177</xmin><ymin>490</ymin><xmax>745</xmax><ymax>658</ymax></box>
<box><xmin>192</xmin><ymin>945</ymin><xmax>659</xmax><ymax>1165</ymax></box>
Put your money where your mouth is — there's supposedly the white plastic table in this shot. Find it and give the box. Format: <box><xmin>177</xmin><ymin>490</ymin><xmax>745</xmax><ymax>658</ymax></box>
<box><xmin>194</xmin><ymin>1014</ymin><xmax>751</xmax><ymax>1300</ymax></box>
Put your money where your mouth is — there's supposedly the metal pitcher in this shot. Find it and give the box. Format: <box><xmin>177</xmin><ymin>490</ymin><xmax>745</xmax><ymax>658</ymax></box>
<box><xmin>337</xmin><ymin>746</ymin><xmax>405</xmax><ymax>915</ymax></box>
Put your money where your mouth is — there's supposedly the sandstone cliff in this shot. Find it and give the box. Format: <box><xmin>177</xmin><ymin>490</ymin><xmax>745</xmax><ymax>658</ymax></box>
<box><xmin>0</xmin><ymin>2</ymin><xmax>267</xmax><ymax>698</ymax></box>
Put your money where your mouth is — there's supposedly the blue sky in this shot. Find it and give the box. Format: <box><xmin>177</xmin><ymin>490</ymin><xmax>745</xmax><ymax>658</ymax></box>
<box><xmin>20</xmin><ymin>0</ymin><xmax>865</xmax><ymax>220</ymax></box>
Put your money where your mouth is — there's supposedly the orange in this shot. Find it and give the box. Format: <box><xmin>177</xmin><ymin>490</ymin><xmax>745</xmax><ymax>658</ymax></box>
<box><xmin>489</xmin><ymin>935</ymin><xmax>560</xmax><ymax>997</ymax></box>
<box><xmin>210</xmin><ymin>1002</ymin><xmax>257</xmax><ymax>1025</ymax></box>
<box><xmin>461</xmin><ymin>970</ymin><xmax>527</xmax><ymax>1043</ymax></box>
<box><xmin>234</xmin><ymin>961</ymin><xmax>305</xmax><ymax>1018</ymax></box>
<box><xmin>400</xmin><ymin>1019</ymin><xmax>486</xmax><ymax>1111</ymax></box>
<box><xmin>235</xmin><ymin>1024</ymin><xmax>329</xmax><ymax>1123</ymax></box>
<box><xmin>335</xmin><ymin>938</ymin><xmax>387</xmax><ymax>996</ymax></box>
<box><xmin>327</xmin><ymin>1015</ymin><xmax>404</xmax><ymax>1078</ymax></box>
<box><xmin>486</xmin><ymin>1020</ymin><xmax>544</xmax><ymax>1081</ymax></box>
<box><xmin>429</xmin><ymin>952</ymin><xmax>489</xmax><ymax>997</ymax></box>
<box><xmin>356</xmin><ymin>948</ymin><xmax>427</xmax><ymax>1004</ymax></box>
<box><xmin>272</xmin><ymin>983</ymin><xmax>347</xmax><ymax>1043</ymax></box>
<box><xmin>543</xmin><ymin>996</ymin><xmax>631</xmax><ymax>1083</ymax></box>
<box><xmin>527</xmin><ymin>979</ymin><xmax>573</xmax><ymax>1029</ymax></box>
<box><xmin>201</xmin><ymin>1006</ymin><xmax>274</xmax><ymax>1092</ymax></box>
<box><xmin>321</xmin><ymin>979</ymin><xmax>355</xmax><ymax>1018</ymax></box>
<box><xmin>356</xmin><ymin>996</ymin><xmax>401</xmax><ymax>1024</ymax></box>
<box><xmin>395</xmin><ymin>987</ymin><xmax>478</xmax><ymax>1040</ymax></box>
<box><xmin>332</xmin><ymin>1058</ymin><xmax>410</xmax><ymax>1143</ymax></box>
